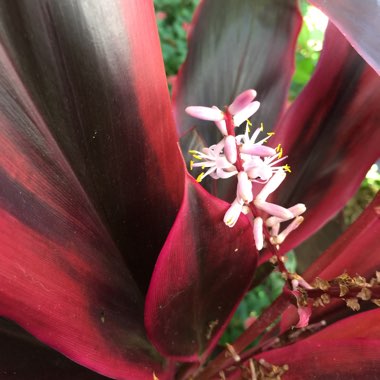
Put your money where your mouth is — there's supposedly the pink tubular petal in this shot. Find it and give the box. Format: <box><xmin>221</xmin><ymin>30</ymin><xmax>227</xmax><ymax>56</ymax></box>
<box><xmin>233</xmin><ymin>101</ymin><xmax>260</xmax><ymax>127</ymax></box>
<box><xmin>240</xmin><ymin>144</ymin><xmax>277</xmax><ymax>157</ymax></box>
<box><xmin>224</xmin><ymin>135</ymin><xmax>237</xmax><ymax>164</ymax></box>
<box><xmin>275</xmin><ymin>216</ymin><xmax>304</xmax><ymax>244</ymax></box>
<box><xmin>253</xmin><ymin>217</ymin><xmax>264</xmax><ymax>250</ymax></box>
<box><xmin>228</xmin><ymin>89</ymin><xmax>257</xmax><ymax>115</ymax></box>
<box><xmin>237</xmin><ymin>171</ymin><xmax>253</xmax><ymax>203</ymax></box>
<box><xmin>288</xmin><ymin>203</ymin><xmax>306</xmax><ymax>217</ymax></box>
<box><xmin>224</xmin><ymin>198</ymin><xmax>244</xmax><ymax>228</ymax></box>
<box><xmin>254</xmin><ymin>200</ymin><xmax>294</xmax><ymax>220</ymax></box>
<box><xmin>256</xmin><ymin>170</ymin><xmax>287</xmax><ymax>201</ymax></box>
<box><xmin>185</xmin><ymin>106</ymin><xmax>224</xmax><ymax>121</ymax></box>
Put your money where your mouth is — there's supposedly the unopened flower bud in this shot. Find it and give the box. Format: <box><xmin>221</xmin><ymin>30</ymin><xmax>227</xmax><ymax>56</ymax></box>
<box><xmin>224</xmin><ymin>198</ymin><xmax>244</xmax><ymax>228</ymax></box>
<box><xmin>228</xmin><ymin>89</ymin><xmax>257</xmax><ymax>115</ymax></box>
<box><xmin>272</xmin><ymin>216</ymin><xmax>304</xmax><ymax>244</ymax></box>
<box><xmin>185</xmin><ymin>106</ymin><xmax>224</xmax><ymax>121</ymax></box>
<box><xmin>253</xmin><ymin>217</ymin><xmax>264</xmax><ymax>250</ymax></box>
<box><xmin>224</xmin><ymin>135</ymin><xmax>237</xmax><ymax>164</ymax></box>
<box><xmin>254</xmin><ymin>199</ymin><xmax>294</xmax><ymax>219</ymax></box>
<box><xmin>233</xmin><ymin>101</ymin><xmax>260</xmax><ymax>127</ymax></box>
<box><xmin>237</xmin><ymin>172</ymin><xmax>253</xmax><ymax>204</ymax></box>
<box><xmin>256</xmin><ymin>169</ymin><xmax>287</xmax><ymax>201</ymax></box>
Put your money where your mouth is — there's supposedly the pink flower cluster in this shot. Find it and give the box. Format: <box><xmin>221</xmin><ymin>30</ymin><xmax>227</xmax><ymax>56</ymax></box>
<box><xmin>186</xmin><ymin>90</ymin><xmax>306</xmax><ymax>251</ymax></box>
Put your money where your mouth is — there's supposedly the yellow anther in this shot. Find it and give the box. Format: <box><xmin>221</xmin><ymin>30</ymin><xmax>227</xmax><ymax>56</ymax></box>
<box><xmin>267</xmin><ymin>132</ymin><xmax>275</xmax><ymax>136</ymax></box>
<box><xmin>275</xmin><ymin>143</ymin><xmax>282</xmax><ymax>152</ymax></box>
<box><xmin>260</xmin><ymin>122</ymin><xmax>264</xmax><ymax>132</ymax></box>
<box><xmin>196</xmin><ymin>172</ymin><xmax>205</xmax><ymax>182</ymax></box>
<box><xmin>188</xmin><ymin>150</ymin><xmax>201</xmax><ymax>159</ymax></box>
<box><xmin>283</xmin><ymin>164</ymin><xmax>292</xmax><ymax>173</ymax></box>
<box><xmin>190</xmin><ymin>160</ymin><xmax>194</xmax><ymax>170</ymax></box>
<box><xmin>278</xmin><ymin>147</ymin><xmax>283</xmax><ymax>159</ymax></box>
<box><xmin>246</xmin><ymin>119</ymin><xmax>252</xmax><ymax>126</ymax></box>
<box><xmin>202</xmin><ymin>165</ymin><xmax>206</xmax><ymax>170</ymax></box>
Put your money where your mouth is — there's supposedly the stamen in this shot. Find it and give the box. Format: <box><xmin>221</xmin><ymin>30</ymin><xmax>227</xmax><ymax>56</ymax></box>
<box><xmin>196</xmin><ymin>172</ymin><xmax>205</xmax><ymax>182</ymax></box>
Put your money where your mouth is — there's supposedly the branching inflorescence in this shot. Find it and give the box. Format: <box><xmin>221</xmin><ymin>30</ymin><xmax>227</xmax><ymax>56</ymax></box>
<box><xmin>186</xmin><ymin>89</ymin><xmax>306</xmax><ymax>251</ymax></box>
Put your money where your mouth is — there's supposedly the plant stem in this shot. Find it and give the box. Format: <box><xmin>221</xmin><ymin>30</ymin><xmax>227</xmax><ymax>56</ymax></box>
<box><xmin>194</xmin><ymin>293</ymin><xmax>291</xmax><ymax>379</ymax></box>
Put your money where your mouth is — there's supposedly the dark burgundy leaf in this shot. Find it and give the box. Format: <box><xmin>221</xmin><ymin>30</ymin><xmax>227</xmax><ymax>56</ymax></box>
<box><xmin>173</xmin><ymin>0</ymin><xmax>301</xmax><ymax>145</ymax></box>
<box><xmin>258</xmin><ymin>310</ymin><xmax>380</xmax><ymax>380</ymax></box>
<box><xmin>304</xmin><ymin>193</ymin><xmax>380</xmax><ymax>282</ymax></box>
<box><xmin>0</xmin><ymin>0</ymin><xmax>184</xmax><ymax>378</ymax></box>
<box><xmin>310</xmin><ymin>0</ymin><xmax>380</xmax><ymax>75</ymax></box>
<box><xmin>0</xmin><ymin>318</ymin><xmax>108</xmax><ymax>380</ymax></box>
<box><xmin>145</xmin><ymin>174</ymin><xmax>257</xmax><ymax>360</ymax></box>
<box><xmin>0</xmin><ymin>0</ymin><xmax>184</xmax><ymax>292</ymax></box>
<box><xmin>266</xmin><ymin>23</ymin><xmax>380</xmax><ymax>255</ymax></box>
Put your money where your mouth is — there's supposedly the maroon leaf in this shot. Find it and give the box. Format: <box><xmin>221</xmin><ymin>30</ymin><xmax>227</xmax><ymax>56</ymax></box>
<box><xmin>0</xmin><ymin>318</ymin><xmax>108</xmax><ymax>379</ymax></box>
<box><xmin>310</xmin><ymin>0</ymin><xmax>380</xmax><ymax>75</ymax></box>
<box><xmin>258</xmin><ymin>310</ymin><xmax>380</xmax><ymax>380</ymax></box>
<box><xmin>265</xmin><ymin>23</ymin><xmax>380</xmax><ymax>255</ymax></box>
<box><xmin>172</xmin><ymin>0</ymin><xmax>301</xmax><ymax>144</ymax></box>
<box><xmin>0</xmin><ymin>0</ymin><xmax>184</xmax><ymax>292</ymax></box>
<box><xmin>0</xmin><ymin>0</ymin><xmax>184</xmax><ymax>378</ymax></box>
<box><xmin>304</xmin><ymin>193</ymin><xmax>380</xmax><ymax>282</ymax></box>
<box><xmin>145</xmin><ymin>174</ymin><xmax>257</xmax><ymax>360</ymax></box>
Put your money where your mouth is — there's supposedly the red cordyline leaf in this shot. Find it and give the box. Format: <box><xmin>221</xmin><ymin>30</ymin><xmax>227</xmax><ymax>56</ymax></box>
<box><xmin>259</xmin><ymin>23</ymin><xmax>380</xmax><ymax>259</ymax></box>
<box><xmin>310</xmin><ymin>0</ymin><xmax>380</xmax><ymax>75</ymax></box>
<box><xmin>172</xmin><ymin>0</ymin><xmax>302</xmax><ymax>198</ymax></box>
<box><xmin>280</xmin><ymin>193</ymin><xmax>380</xmax><ymax>332</ymax></box>
<box><xmin>0</xmin><ymin>0</ymin><xmax>183</xmax><ymax>378</ymax></box>
<box><xmin>145</xmin><ymin>174</ymin><xmax>258</xmax><ymax>360</ymax></box>
<box><xmin>256</xmin><ymin>310</ymin><xmax>380</xmax><ymax>380</ymax></box>
<box><xmin>0</xmin><ymin>318</ymin><xmax>108</xmax><ymax>379</ymax></box>
<box><xmin>224</xmin><ymin>309</ymin><xmax>380</xmax><ymax>379</ymax></box>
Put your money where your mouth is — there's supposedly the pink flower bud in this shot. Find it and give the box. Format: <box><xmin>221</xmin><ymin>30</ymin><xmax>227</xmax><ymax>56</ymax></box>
<box><xmin>253</xmin><ymin>217</ymin><xmax>264</xmax><ymax>250</ymax></box>
<box><xmin>256</xmin><ymin>169</ymin><xmax>287</xmax><ymax>201</ymax></box>
<box><xmin>228</xmin><ymin>89</ymin><xmax>257</xmax><ymax>115</ymax></box>
<box><xmin>212</xmin><ymin>106</ymin><xmax>228</xmax><ymax>135</ymax></box>
<box><xmin>274</xmin><ymin>216</ymin><xmax>304</xmax><ymax>244</ymax></box>
<box><xmin>224</xmin><ymin>135</ymin><xmax>237</xmax><ymax>164</ymax></box>
<box><xmin>237</xmin><ymin>172</ymin><xmax>253</xmax><ymax>204</ymax></box>
<box><xmin>254</xmin><ymin>199</ymin><xmax>294</xmax><ymax>219</ymax></box>
<box><xmin>224</xmin><ymin>198</ymin><xmax>244</xmax><ymax>227</ymax></box>
<box><xmin>185</xmin><ymin>106</ymin><xmax>224</xmax><ymax>121</ymax></box>
<box><xmin>233</xmin><ymin>101</ymin><xmax>260</xmax><ymax>127</ymax></box>
<box><xmin>288</xmin><ymin>203</ymin><xmax>307</xmax><ymax>217</ymax></box>
<box><xmin>240</xmin><ymin>145</ymin><xmax>276</xmax><ymax>157</ymax></box>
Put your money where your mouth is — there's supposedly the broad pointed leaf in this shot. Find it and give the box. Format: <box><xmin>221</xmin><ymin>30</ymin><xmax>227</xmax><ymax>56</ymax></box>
<box><xmin>0</xmin><ymin>318</ymin><xmax>107</xmax><ymax>379</ymax></box>
<box><xmin>145</xmin><ymin>174</ymin><xmax>257</xmax><ymax>360</ymax></box>
<box><xmin>0</xmin><ymin>0</ymin><xmax>184</xmax><ymax>378</ymax></box>
<box><xmin>0</xmin><ymin>0</ymin><xmax>184</xmax><ymax>292</ymax></box>
<box><xmin>266</xmin><ymin>23</ymin><xmax>380</xmax><ymax>255</ymax></box>
<box><xmin>258</xmin><ymin>310</ymin><xmax>380</xmax><ymax>380</ymax></box>
<box><xmin>310</xmin><ymin>0</ymin><xmax>380</xmax><ymax>75</ymax></box>
<box><xmin>173</xmin><ymin>0</ymin><xmax>301</xmax><ymax>144</ymax></box>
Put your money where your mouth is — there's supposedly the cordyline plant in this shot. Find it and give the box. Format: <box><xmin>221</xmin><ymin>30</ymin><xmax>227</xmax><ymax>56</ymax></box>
<box><xmin>0</xmin><ymin>0</ymin><xmax>379</xmax><ymax>379</ymax></box>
